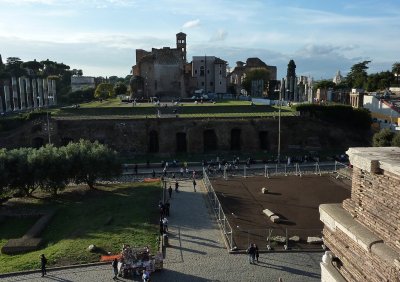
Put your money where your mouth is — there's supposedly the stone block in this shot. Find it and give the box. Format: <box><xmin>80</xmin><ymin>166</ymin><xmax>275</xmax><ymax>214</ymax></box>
<box><xmin>270</xmin><ymin>215</ymin><xmax>280</xmax><ymax>223</ymax></box>
<box><xmin>261</xmin><ymin>187</ymin><xmax>268</xmax><ymax>194</ymax></box>
<box><xmin>289</xmin><ymin>235</ymin><xmax>300</xmax><ymax>242</ymax></box>
<box><xmin>307</xmin><ymin>236</ymin><xmax>323</xmax><ymax>244</ymax></box>
<box><xmin>1</xmin><ymin>238</ymin><xmax>42</xmax><ymax>254</ymax></box>
<box><xmin>262</xmin><ymin>209</ymin><xmax>275</xmax><ymax>217</ymax></box>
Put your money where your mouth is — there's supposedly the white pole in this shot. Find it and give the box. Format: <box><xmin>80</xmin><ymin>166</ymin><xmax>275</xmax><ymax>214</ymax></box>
<box><xmin>243</xmin><ymin>165</ymin><xmax>246</xmax><ymax>178</ymax></box>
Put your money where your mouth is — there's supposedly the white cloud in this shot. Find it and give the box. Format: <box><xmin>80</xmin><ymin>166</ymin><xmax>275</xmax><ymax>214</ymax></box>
<box><xmin>182</xmin><ymin>19</ymin><xmax>200</xmax><ymax>29</ymax></box>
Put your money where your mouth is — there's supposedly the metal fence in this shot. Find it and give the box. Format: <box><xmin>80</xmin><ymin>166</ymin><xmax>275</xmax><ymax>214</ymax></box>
<box><xmin>202</xmin><ymin>161</ymin><xmax>352</xmax><ymax>252</ymax></box>
<box><xmin>206</xmin><ymin>161</ymin><xmax>351</xmax><ymax>179</ymax></box>
<box><xmin>202</xmin><ymin>167</ymin><xmax>235</xmax><ymax>250</ymax></box>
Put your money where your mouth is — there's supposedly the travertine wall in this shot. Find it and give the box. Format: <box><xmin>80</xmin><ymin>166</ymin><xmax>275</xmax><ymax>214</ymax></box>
<box><xmin>320</xmin><ymin>147</ymin><xmax>400</xmax><ymax>282</ymax></box>
<box><xmin>343</xmin><ymin>168</ymin><xmax>400</xmax><ymax>251</ymax></box>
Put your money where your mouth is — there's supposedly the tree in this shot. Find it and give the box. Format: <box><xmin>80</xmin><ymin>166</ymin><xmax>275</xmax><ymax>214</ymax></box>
<box><xmin>0</xmin><ymin>149</ymin><xmax>9</xmax><ymax>201</ymax></box>
<box><xmin>5</xmin><ymin>57</ymin><xmax>26</xmax><ymax>77</ymax></box>
<box><xmin>242</xmin><ymin>69</ymin><xmax>270</xmax><ymax>95</ymax></box>
<box><xmin>372</xmin><ymin>128</ymin><xmax>394</xmax><ymax>147</ymax></box>
<box><xmin>392</xmin><ymin>62</ymin><xmax>400</xmax><ymax>85</ymax></box>
<box><xmin>314</xmin><ymin>80</ymin><xmax>336</xmax><ymax>91</ymax></box>
<box><xmin>392</xmin><ymin>132</ymin><xmax>400</xmax><ymax>147</ymax></box>
<box><xmin>95</xmin><ymin>83</ymin><xmax>115</xmax><ymax>99</ymax></box>
<box><xmin>65</xmin><ymin>140</ymin><xmax>121</xmax><ymax>189</ymax></box>
<box><xmin>346</xmin><ymin>61</ymin><xmax>371</xmax><ymax>89</ymax></box>
<box><xmin>114</xmin><ymin>82</ymin><xmax>128</xmax><ymax>96</ymax></box>
<box><xmin>22</xmin><ymin>60</ymin><xmax>43</xmax><ymax>75</ymax></box>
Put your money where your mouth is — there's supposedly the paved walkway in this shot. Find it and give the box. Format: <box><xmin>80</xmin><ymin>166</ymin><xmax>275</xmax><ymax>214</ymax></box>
<box><xmin>2</xmin><ymin>180</ymin><xmax>322</xmax><ymax>281</ymax></box>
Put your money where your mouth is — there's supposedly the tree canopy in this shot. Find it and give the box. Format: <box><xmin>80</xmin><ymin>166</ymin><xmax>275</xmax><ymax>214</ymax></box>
<box><xmin>242</xmin><ymin>69</ymin><xmax>270</xmax><ymax>94</ymax></box>
<box><xmin>95</xmin><ymin>83</ymin><xmax>115</xmax><ymax>99</ymax></box>
<box><xmin>346</xmin><ymin>60</ymin><xmax>371</xmax><ymax>89</ymax></box>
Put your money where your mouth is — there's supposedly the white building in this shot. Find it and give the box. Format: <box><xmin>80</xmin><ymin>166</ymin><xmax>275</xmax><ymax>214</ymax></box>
<box><xmin>363</xmin><ymin>95</ymin><xmax>400</xmax><ymax>131</ymax></box>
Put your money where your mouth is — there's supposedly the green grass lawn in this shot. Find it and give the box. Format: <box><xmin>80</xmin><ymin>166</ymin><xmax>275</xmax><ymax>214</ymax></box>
<box><xmin>0</xmin><ymin>182</ymin><xmax>161</xmax><ymax>274</ymax></box>
<box><xmin>54</xmin><ymin>98</ymin><xmax>294</xmax><ymax>119</ymax></box>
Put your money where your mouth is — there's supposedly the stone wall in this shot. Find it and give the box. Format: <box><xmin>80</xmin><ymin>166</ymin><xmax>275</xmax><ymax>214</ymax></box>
<box><xmin>320</xmin><ymin>147</ymin><xmax>400</xmax><ymax>282</ymax></box>
<box><xmin>0</xmin><ymin>116</ymin><xmax>369</xmax><ymax>154</ymax></box>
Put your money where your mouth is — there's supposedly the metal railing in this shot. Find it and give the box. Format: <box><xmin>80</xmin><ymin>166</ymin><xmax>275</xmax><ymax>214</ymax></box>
<box><xmin>203</xmin><ymin>168</ymin><xmax>235</xmax><ymax>250</ymax></box>
<box><xmin>206</xmin><ymin>162</ymin><xmax>340</xmax><ymax>179</ymax></box>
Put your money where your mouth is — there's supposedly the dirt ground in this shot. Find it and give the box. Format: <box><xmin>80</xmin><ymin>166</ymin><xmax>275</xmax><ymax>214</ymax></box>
<box><xmin>210</xmin><ymin>174</ymin><xmax>351</xmax><ymax>251</ymax></box>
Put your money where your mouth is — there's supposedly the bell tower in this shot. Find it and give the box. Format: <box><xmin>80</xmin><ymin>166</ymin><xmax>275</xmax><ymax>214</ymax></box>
<box><xmin>176</xmin><ymin>32</ymin><xmax>187</xmax><ymax>62</ymax></box>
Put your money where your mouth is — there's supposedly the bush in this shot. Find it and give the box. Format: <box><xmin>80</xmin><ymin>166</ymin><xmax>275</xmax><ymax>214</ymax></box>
<box><xmin>372</xmin><ymin>128</ymin><xmax>394</xmax><ymax>147</ymax></box>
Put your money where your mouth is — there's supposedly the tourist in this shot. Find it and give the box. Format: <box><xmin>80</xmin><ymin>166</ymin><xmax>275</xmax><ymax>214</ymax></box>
<box><xmin>180</xmin><ymin>167</ymin><xmax>184</xmax><ymax>177</ymax></box>
<box><xmin>159</xmin><ymin>219</ymin><xmax>164</xmax><ymax>234</ymax></box>
<box><xmin>134</xmin><ymin>164</ymin><xmax>138</xmax><ymax>175</ymax></box>
<box><xmin>162</xmin><ymin>216</ymin><xmax>168</xmax><ymax>232</ymax></box>
<box><xmin>246</xmin><ymin>243</ymin><xmax>256</xmax><ymax>264</ymax></box>
<box><xmin>112</xmin><ymin>258</ymin><xmax>118</xmax><ymax>280</ymax></box>
<box><xmin>168</xmin><ymin>185</ymin><xmax>173</xmax><ymax>199</ymax></box>
<box><xmin>192</xmin><ymin>179</ymin><xmax>197</xmax><ymax>192</ymax></box>
<box><xmin>172</xmin><ymin>173</ymin><xmax>175</xmax><ymax>180</ymax></box>
<box><xmin>142</xmin><ymin>269</ymin><xmax>150</xmax><ymax>282</ymax></box>
<box><xmin>152</xmin><ymin>169</ymin><xmax>156</xmax><ymax>178</ymax></box>
<box><xmin>175</xmin><ymin>181</ymin><xmax>179</xmax><ymax>192</ymax></box>
<box><xmin>40</xmin><ymin>254</ymin><xmax>47</xmax><ymax>277</ymax></box>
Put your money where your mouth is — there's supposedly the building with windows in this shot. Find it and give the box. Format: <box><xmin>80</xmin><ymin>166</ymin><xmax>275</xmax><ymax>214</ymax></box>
<box><xmin>191</xmin><ymin>56</ymin><xmax>227</xmax><ymax>95</ymax></box>
<box><xmin>131</xmin><ymin>32</ymin><xmax>188</xmax><ymax>99</ymax></box>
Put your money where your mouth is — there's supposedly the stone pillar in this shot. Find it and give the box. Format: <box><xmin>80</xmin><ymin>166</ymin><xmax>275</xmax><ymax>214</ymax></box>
<box><xmin>51</xmin><ymin>79</ymin><xmax>57</xmax><ymax>105</ymax></box>
<box><xmin>294</xmin><ymin>77</ymin><xmax>299</xmax><ymax>102</ymax></box>
<box><xmin>25</xmin><ymin>77</ymin><xmax>32</xmax><ymax>109</ymax></box>
<box><xmin>43</xmin><ymin>78</ymin><xmax>48</xmax><ymax>107</ymax></box>
<box><xmin>4</xmin><ymin>85</ymin><xmax>11</xmax><ymax>112</ymax></box>
<box><xmin>32</xmin><ymin>79</ymin><xmax>38</xmax><ymax>109</ymax></box>
<box><xmin>18</xmin><ymin>77</ymin><xmax>26</xmax><ymax>110</ymax></box>
<box><xmin>11</xmin><ymin>77</ymin><xmax>19</xmax><ymax>111</ymax></box>
<box><xmin>37</xmin><ymin>78</ymin><xmax>44</xmax><ymax>107</ymax></box>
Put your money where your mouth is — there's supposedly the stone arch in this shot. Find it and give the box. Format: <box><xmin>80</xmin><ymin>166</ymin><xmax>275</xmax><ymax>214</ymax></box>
<box><xmin>149</xmin><ymin>130</ymin><xmax>159</xmax><ymax>153</ymax></box>
<box><xmin>230</xmin><ymin>128</ymin><xmax>241</xmax><ymax>150</ymax></box>
<box><xmin>259</xmin><ymin>131</ymin><xmax>269</xmax><ymax>150</ymax></box>
<box><xmin>32</xmin><ymin>137</ymin><xmax>44</xmax><ymax>148</ymax></box>
<box><xmin>176</xmin><ymin>132</ymin><xmax>187</xmax><ymax>153</ymax></box>
<box><xmin>203</xmin><ymin>129</ymin><xmax>217</xmax><ymax>152</ymax></box>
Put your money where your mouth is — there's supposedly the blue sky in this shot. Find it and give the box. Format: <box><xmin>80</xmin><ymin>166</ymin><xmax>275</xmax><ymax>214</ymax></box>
<box><xmin>1</xmin><ymin>0</ymin><xmax>399</xmax><ymax>80</ymax></box>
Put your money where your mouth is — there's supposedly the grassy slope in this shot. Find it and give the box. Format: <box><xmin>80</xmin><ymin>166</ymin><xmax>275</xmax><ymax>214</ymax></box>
<box><xmin>0</xmin><ymin>182</ymin><xmax>160</xmax><ymax>274</ymax></box>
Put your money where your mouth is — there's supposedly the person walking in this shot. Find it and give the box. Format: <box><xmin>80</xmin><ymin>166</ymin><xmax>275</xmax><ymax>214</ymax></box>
<box><xmin>192</xmin><ymin>179</ymin><xmax>197</xmax><ymax>192</ymax></box>
<box><xmin>134</xmin><ymin>164</ymin><xmax>138</xmax><ymax>175</ymax></box>
<box><xmin>162</xmin><ymin>216</ymin><xmax>168</xmax><ymax>232</ymax></box>
<box><xmin>246</xmin><ymin>243</ymin><xmax>256</xmax><ymax>264</ymax></box>
<box><xmin>40</xmin><ymin>254</ymin><xmax>47</xmax><ymax>277</ymax></box>
<box><xmin>112</xmin><ymin>258</ymin><xmax>118</xmax><ymax>280</ymax></box>
<box><xmin>168</xmin><ymin>185</ymin><xmax>173</xmax><ymax>198</ymax></box>
<box><xmin>175</xmin><ymin>181</ymin><xmax>179</xmax><ymax>192</ymax></box>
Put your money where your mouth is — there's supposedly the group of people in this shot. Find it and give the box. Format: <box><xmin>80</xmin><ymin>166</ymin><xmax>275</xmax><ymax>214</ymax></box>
<box><xmin>246</xmin><ymin>243</ymin><xmax>260</xmax><ymax>264</ymax></box>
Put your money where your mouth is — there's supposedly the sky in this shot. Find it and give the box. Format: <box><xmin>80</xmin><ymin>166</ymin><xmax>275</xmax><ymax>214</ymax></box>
<box><xmin>0</xmin><ymin>0</ymin><xmax>399</xmax><ymax>80</ymax></box>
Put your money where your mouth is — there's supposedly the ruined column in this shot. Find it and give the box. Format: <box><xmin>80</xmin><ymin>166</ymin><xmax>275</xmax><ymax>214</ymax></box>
<box><xmin>294</xmin><ymin>77</ymin><xmax>299</xmax><ymax>102</ymax></box>
<box><xmin>51</xmin><ymin>79</ymin><xmax>57</xmax><ymax>105</ymax></box>
<box><xmin>43</xmin><ymin>78</ymin><xmax>48</xmax><ymax>107</ymax></box>
<box><xmin>280</xmin><ymin>78</ymin><xmax>285</xmax><ymax>101</ymax></box>
<box><xmin>32</xmin><ymin>79</ymin><xmax>38</xmax><ymax>109</ymax></box>
<box><xmin>11</xmin><ymin>77</ymin><xmax>19</xmax><ymax>111</ymax></box>
<box><xmin>37</xmin><ymin>78</ymin><xmax>44</xmax><ymax>107</ymax></box>
<box><xmin>25</xmin><ymin>77</ymin><xmax>32</xmax><ymax>109</ymax></box>
<box><xmin>4</xmin><ymin>85</ymin><xmax>11</xmax><ymax>112</ymax></box>
<box><xmin>19</xmin><ymin>77</ymin><xmax>26</xmax><ymax>110</ymax></box>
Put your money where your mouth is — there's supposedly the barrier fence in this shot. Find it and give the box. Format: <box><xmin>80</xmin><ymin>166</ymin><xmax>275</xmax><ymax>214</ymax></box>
<box><xmin>203</xmin><ymin>167</ymin><xmax>235</xmax><ymax>250</ymax></box>
<box><xmin>202</xmin><ymin>161</ymin><xmax>352</xmax><ymax>252</ymax></box>
<box><xmin>205</xmin><ymin>161</ymin><xmax>352</xmax><ymax>180</ymax></box>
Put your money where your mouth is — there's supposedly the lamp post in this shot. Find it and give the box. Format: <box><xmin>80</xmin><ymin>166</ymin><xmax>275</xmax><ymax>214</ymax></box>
<box><xmin>277</xmin><ymin>91</ymin><xmax>284</xmax><ymax>165</ymax></box>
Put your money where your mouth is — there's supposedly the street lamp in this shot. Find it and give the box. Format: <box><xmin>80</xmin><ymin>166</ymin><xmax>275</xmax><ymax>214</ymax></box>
<box><xmin>277</xmin><ymin>90</ymin><xmax>283</xmax><ymax>165</ymax></box>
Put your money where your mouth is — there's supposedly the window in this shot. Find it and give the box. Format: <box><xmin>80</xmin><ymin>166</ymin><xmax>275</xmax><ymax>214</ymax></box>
<box><xmin>195</xmin><ymin>69</ymin><xmax>197</xmax><ymax>74</ymax></box>
<box><xmin>200</xmin><ymin>66</ymin><xmax>205</xmax><ymax>76</ymax></box>
<box><xmin>201</xmin><ymin>82</ymin><xmax>204</xmax><ymax>86</ymax></box>
<box><xmin>210</xmin><ymin>81</ymin><xmax>213</xmax><ymax>86</ymax></box>
<box><xmin>219</xmin><ymin>70</ymin><xmax>222</xmax><ymax>74</ymax></box>
<box><xmin>207</xmin><ymin>69</ymin><xmax>210</xmax><ymax>74</ymax></box>
<box><xmin>219</xmin><ymin>81</ymin><xmax>222</xmax><ymax>85</ymax></box>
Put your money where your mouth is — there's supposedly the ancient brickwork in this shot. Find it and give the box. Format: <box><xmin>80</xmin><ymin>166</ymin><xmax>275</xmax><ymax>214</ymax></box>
<box><xmin>323</xmin><ymin>228</ymin><xmax>398</xmax><ymax>282</ymax></box>
<box><xmin>344</xmin><ymin>167</ymin><xmax>400</xmax><ymax>251</ymax></box>
<box><xmin>320</xmin><ymin>147</ymin><xmax>400</xmax><ymax>282</ymax></box>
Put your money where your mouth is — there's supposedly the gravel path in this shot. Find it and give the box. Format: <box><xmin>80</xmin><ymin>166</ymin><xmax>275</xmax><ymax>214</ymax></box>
<box><xmin>2</xmin><ymin>180</ymin><xmax>322</xmax><ymax>282</ymax></box>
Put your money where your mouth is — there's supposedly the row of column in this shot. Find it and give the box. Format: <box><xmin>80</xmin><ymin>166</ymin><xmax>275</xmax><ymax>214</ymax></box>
<box><xmin>0</xmin><ymin>77</ymin><xmax>56</xmax><ymax>114</ymax></box>
<box><xmin>280</xmin><ymin>77</ymin><xmax>314</xmax><ymax>102</ymax></box>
